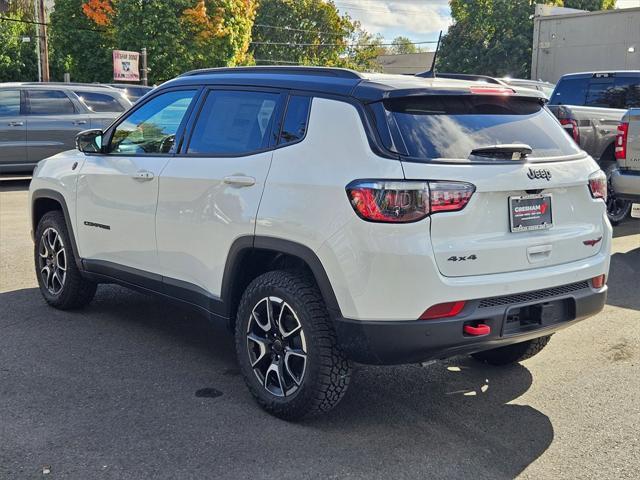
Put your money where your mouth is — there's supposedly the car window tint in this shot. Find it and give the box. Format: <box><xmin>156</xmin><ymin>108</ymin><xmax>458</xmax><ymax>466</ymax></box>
<box><xmin>585</xmin><ymin>78</ymin><xmax>619</xmax><ymax>108</ymax></box>
<box><xmin>614</xmin><ymin>76</ymin><xmax>640</xmax><ymax>108</ymax></box>
<box><xmin>376</xmin><ymin>95</ymin><xmax>580</xmax><ymax>161</ymax></box>
<box><xmin>75</xmin><ymin>91</ymin><xmax>126</xmax><ymax>113</ymax></box>
<box><xmin>549</xmin><ymin>77</ymin><xmax>588</xmax><ymax>105</ymax></box>
<box><xmin>187</xmin><ymin>90</ymin><xmax>279</xmax><ymax>155</ymax></box>
<box><xmin>0</xmin><ymin>90</ymin><xmax>21</xmax><ymax>116</ymax></box>
<box><xmin>109</xmin><ymin>89</ymin><xmax>196</xmax><ymax>155</ymax></box>
<box><xmin>278</xmin><ymin>96</ymin><xmax>311</xmax><ymax>145</ymax></box>
<box><xmin>27</xmin><ymin>90</ymin><xmax>75</xmax><ymax>115</ymax></box>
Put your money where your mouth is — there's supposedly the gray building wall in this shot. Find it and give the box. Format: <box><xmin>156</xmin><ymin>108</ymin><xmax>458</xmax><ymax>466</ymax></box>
<box><xmin>376</xmin><ymin>52</ymin><xmax>435</xmax><ymax>75</ymax></box>
<box><xmin>531</xmin><ymin>5</ymin><xmax>640</xmax><ymax>83</ymax></box>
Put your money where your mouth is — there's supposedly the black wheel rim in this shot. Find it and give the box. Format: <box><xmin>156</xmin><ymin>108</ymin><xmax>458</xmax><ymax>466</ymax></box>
<box><xmin>246</xmin><ymin>296</ymin><xmax>307</xmax><ymax>397</ymax></box>
<box><xmin>38</xmin><ymin>227</ymin><xmax>67</xmax><ymax>295</ymax></box>
<box><xmin>607</xmin><ymin>170</ymin><xmax>630</xmax><ymax>221</ymax></box>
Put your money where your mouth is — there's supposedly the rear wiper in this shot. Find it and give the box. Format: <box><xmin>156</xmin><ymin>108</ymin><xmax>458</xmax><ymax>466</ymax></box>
<box><xmin>470</xmin><ymin>144</ymin><xmax>533</xmax><ymax>160</ymax></box>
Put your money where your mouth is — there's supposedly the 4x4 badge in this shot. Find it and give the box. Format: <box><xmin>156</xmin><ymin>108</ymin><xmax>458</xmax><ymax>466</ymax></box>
<box><xmin>527</xmin><ymin>168</ymin><xmax>552</xmax><ymax>181</ymax></box>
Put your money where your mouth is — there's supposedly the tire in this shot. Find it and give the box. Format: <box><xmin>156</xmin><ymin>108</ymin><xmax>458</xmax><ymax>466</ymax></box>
<box><xmin>471</xmin><ymin>335</ymin><xmax>551</xmax><ymax>366</ymax></box>
<box><xmin>235</xmin><ymin>270</ymin><xmax>352</xmax><ymax>420</ymax></box>
<box><xmin>34</xmin><ymin>210</ymin><xmax>97</xmax><ymax>309</ymax></box>
<box><xmin>604</xmin><ymin>163</ymin><xmax>631</xmax><ymax>225</ymax></box>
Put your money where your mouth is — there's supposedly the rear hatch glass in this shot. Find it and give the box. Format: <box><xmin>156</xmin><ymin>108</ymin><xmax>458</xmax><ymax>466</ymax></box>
<box><xmin>372</xmin><ymin>95</ymin><xmax>580</xmax><ymax>161</ymax></box>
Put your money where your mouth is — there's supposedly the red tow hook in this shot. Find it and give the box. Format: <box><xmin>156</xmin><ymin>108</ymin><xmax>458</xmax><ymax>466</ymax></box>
<box><xmin>463</xmin><ymin>324</ymin><xmax>491</xmax><ymax>336</ymax></box>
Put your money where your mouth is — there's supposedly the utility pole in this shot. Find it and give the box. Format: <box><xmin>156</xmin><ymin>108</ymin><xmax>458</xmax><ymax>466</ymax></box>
<box><xmin>33</xmin><ymin>0</ymin><xmax>41</xmax><ymax>81</ymax></box>
<box><xmin>141</xmin><ymin>48</ymin><xmax>148</xmax><ymax>86</ymax></box>
<box><xmin>36</xmin><ymin>0</ymin><xmax>49</xmax><ymax>82</ymax></box>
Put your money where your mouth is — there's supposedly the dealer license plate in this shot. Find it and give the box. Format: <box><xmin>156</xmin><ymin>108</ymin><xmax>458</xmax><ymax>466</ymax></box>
<box><xmin>509</xmin><ymin>194</ymin><xmax>553</xmax><ymax>233</ymax></box>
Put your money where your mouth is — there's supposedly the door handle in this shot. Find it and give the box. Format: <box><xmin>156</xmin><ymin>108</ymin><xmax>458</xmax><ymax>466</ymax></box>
<box><xmin>8</xmin><ymin>121</ymin><xmax>24</xmax><ymax>127</ymax></box>
<box><xmin>73</xmin><ymin>120</ymin><xmax>88</xmax><ymax>126</ymax></box>
<box><xmin>223</xmin><ymin>175</ymin><xmax>256</xmax><ymax>187</ymax></box>
<box><xmin>132</xmin><ymin>170</ymin><xmax>154</xmax><ymax>181</ymax></box>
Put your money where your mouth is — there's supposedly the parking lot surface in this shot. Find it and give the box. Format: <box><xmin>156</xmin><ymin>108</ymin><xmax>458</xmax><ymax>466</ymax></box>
<box><xmin>1</xmin><ymin>179</ymin><xmax>639</xmax><ymax>479</ymax></box>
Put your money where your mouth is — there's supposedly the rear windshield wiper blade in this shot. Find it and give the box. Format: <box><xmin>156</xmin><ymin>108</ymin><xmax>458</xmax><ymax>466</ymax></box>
<box><xmin>470</xmin><ymin>144</ymin><xmax>533</xmax><ymax>160</ymax></box>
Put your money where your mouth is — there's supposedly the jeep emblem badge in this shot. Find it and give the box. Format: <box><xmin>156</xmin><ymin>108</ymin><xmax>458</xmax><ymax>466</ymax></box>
<box><xmin>527</xmin><ymin>167</ymin><xmax>552</xmax><ymax>181</ymax></box>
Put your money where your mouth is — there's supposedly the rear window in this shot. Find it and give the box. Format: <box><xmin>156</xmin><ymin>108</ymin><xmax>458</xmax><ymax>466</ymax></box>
<box><xmin>549</xmin><ymin>77</ymin><xmax>588</xmax><ymax>105</ymax></box>
<box><xmin>373</xmin><ymin>95</ymin><xmax>580</xmax><ymax>161</ymax></box>
<box><xmin>74</xmin><ymin>91</ymin><xmax>126</xmax><ymax>113</ymax></box>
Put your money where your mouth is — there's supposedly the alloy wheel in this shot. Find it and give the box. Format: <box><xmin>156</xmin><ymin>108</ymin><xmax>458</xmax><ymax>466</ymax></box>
<box><xmin>246</xmin><ymin>296</ymin><xmax>308</xmax><ymax>397</ymax></box>
<box><xmin>38</xmin><ymin>227</ymin><xmax>67</xmax><ymax>295</ymax></box>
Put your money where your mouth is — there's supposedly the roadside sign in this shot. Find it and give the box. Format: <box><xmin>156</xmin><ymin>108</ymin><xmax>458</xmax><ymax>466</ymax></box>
<box><xmin>113</xmin><ymin>50</ymin><xmax>140</xmax><ymax>81</ymax></box>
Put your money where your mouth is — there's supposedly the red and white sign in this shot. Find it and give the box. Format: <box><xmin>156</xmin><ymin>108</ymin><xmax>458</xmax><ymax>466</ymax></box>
<box><xmin>113</xmin><ymin>50</ymin><xmax>140</xmax><ymax>81</ymax></box>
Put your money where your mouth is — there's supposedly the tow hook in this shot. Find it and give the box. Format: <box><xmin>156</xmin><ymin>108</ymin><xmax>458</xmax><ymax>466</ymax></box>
<box><xmin>463</xmin><ymin>323</ymin><xmax>491</xmax><ymax>336</ymax></box>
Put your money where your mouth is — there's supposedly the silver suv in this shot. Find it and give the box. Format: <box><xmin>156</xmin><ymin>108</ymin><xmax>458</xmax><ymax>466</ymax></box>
<box><xmin>0</xmin><ymin>83</ymin><xmax>132</xmax><ymax>173</ymax></box>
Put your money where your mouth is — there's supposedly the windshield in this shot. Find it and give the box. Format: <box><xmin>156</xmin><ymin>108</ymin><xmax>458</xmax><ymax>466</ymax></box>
<box><xmin>372</xmin><ymin>95</ymin><xmax>581</xmax><ymax>161</ymax></box>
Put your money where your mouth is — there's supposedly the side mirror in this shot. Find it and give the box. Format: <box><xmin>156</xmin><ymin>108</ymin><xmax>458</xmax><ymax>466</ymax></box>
<box><xmin>76</xmin><ymin>129</ymin><xmax>103</xmax><ymax>153</ymax></box>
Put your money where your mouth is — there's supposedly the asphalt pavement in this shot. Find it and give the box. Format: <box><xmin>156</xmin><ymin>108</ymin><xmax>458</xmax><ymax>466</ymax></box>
<box><xmin>1</xmin><ymin>179</ymin><xmax>639</xmax><ymax>479</ymax></box>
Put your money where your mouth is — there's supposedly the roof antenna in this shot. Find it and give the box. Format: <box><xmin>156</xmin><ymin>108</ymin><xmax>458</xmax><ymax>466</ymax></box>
<box><xmin>417</xmin><ymin>31</ymin><xmax>442</xmax><ymax>78</ymax></box>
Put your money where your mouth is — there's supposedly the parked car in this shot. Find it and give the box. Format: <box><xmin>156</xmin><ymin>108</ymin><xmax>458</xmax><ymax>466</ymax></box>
<box><xmin>0</xmin><ymin>83</ymin><xmax>131</xmax><ymax>173</ymax></box>
<box><xmin>547</xmin><ymin>71</ymin><xmax>640</xmax><ymax>223</ymax></box>
<box><xmin>499</xmin><ymin>78</ymin><xmax>555</xmax><ymax>99</ymax></box>
<box><xmin>108</xmin><ymin>84</ymin><xmax>153</xmax><ymax>103</ymax></box>
<box><xmin>29</xmin><ymin>67</ymin><xmax>611</xmax><ymax>419</ymax></box>
<box><xmin>611</xmin><ymin>108</ymin><xmax>640</xmax><ymax>218</ymax></box>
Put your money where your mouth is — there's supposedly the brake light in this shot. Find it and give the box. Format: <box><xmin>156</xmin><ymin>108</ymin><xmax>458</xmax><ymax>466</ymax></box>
<box><xmin>469</xmin><ymin>86</ymin><xmax>515</xmax><ymax>95</ymax></box>
<box><xmin>615</xmin><ymin>122</ymin><xmax>628</xmax><ymax>160</ymax></box>
<box><xmin>346</xmin><ymin>180</ymin><xmax>475</xmax><ymax>223</ymax></box>
<box><xmin>420</xmin><ymin>301</ymin><xmax>466</xmax><ymax>320</ymax></box>
<box><xmin>560</xmin><ymin>118</ymin><xmax>580</xmax><ymax>144</ymax></box>
<box><xmin>588</xmin><ymin>170</ymin><xmax>607</xmax><ymax>201</ymax></box>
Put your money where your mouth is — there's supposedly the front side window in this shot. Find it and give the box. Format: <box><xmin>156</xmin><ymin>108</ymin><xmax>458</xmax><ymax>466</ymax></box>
<box><xmin>278</xmin><ymin>96</ymin><xmax>311</xmax><ymax>145</ymax></box>
<box><xmin>187</xmin><ymin>90</ymin><xmax>280</xmax><ymax>155</ymax></box>
<box><xmin>75</xmin><ymin>91</ymin><xmax>127</xmax><ymax>113</ymax></box>
<box><xmin>0</xmin><ymin>90</ymin><xmax>21</xmax><ymax>116</ymax></box>
<box><xmin>109</xmin><ymin>89</ymin><xmax>196</xmax><ymax>154</ymax></box>
<box><xmin>27</xmin><ymin>90</ymin><xmax>75</xmax><ymax>115</ymax></box>
<box><xmin>374</xmin><ymin>95</ymin><xmax>581</xmax><ymax>161</ymax></box>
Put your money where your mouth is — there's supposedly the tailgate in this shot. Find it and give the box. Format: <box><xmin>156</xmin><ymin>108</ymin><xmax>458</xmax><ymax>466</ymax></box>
<box><xmin>623</xmin><ymin>108</ymin><xmax>640</xmax><ymax>171</ymax></box>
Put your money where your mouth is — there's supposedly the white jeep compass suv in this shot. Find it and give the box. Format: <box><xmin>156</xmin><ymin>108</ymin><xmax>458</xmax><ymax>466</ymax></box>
<box><xmin>29</xmin><ymin>67</ymin><xmax>612</xmax><ymax>419</ymax></box>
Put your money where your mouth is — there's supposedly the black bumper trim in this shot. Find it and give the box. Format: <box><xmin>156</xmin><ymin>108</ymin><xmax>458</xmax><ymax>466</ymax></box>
<box><xmin>334</xmin><ymin>285</ymin><xmax>606</xmax><ymax>365</ymax></box>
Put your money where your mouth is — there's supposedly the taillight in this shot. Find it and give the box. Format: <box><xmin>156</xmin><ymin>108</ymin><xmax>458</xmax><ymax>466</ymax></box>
<box><xmin>560</xmin><ymin>118</ymin><xmax>580</xmax><ymax>144</ymax></box>
<box><xmin>346</xmin><ymin>180</ymin><xmax>475</xmax><ymax>223</ymax></box>
<box><xmin>588</xmin><ymin>170</ymin><xmax>607</xmax><ymax>201</ymax></box>
<box><xmin>469</xmin><ymin>86</ymin><xmax>514</xmax><ymax>95</ymax></box>
<box><xmin>615</xmin><ymin>122</ymin><xmax>628</xmax><ymax>160</ymax></box>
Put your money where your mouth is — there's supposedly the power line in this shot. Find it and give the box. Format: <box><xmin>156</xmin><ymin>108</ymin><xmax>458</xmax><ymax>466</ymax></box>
<box><xmin>254</xmin><ymin>23</ymin><xmax>346</xmax><ymax>37</ymax></box>
<box><xmin>251</xmin><ymin>40</ymin><xmax>437</xmax><ymax>47</ymax></box>
<box><xmin>335</xmin><ymin>1</ymin><xmax>442</xmax><ymax>16</ymax></box>
<box><xmin>0</xmin><ymin>15</ymin><xmax>107</xmax><ymax>33</ymax></box>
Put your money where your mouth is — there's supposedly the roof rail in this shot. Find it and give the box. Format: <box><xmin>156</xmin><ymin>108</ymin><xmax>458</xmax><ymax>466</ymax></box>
<box><xmin>180</xmin><ymin>66</ymin><xmax>363</xmax><ymax>80</ymax></box>
<box><xmin>19</xmin><ymin>82</ymin><xmax>117</xmax><ymax>89</ymax></box>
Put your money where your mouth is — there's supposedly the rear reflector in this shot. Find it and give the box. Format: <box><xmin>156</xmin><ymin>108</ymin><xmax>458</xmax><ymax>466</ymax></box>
<box><xmin>420</xmin><ymin>301</ymin><xmax>466</xmax><ymax>320</ymax></box>
<box><xmin>591</xmin><ymin>274</ymin><xmax>606</xmax><ymax>289</ymax></box>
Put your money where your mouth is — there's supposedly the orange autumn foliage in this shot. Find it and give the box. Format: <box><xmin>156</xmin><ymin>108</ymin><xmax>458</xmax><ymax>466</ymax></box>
<box><xmin>82</xmin><ymin>0</ymin><xmax>114</xmax><ymax>26</ymax></box>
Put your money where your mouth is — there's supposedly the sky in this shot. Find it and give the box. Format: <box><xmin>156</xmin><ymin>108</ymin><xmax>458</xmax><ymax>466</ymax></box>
<box><xmin>335</xmin><ymin>0</ymin><xmax>640</xmax><ymax>46</ymax></box>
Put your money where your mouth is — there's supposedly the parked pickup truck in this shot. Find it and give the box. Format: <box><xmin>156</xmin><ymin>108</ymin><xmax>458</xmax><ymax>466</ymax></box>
<box><xmin>612</xmin><ymin>108</ymin><xmax>640</xmax><ymax>219</ymax></box>
<box><xmin>548</xmin><ymin>71</ymin><xmax>640</xmax><ymax>224</ymax></box>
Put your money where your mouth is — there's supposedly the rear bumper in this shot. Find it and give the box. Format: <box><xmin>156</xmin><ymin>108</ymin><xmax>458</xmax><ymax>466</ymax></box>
<box><xmin>334</xmin><ymin>283</ymin><xmax>606</xmax><ymax>365</ymax></box>
<box><xmin>611</xmin><ymin>168</ymin><xmax>640</xmax><ymax>202</ymax></box>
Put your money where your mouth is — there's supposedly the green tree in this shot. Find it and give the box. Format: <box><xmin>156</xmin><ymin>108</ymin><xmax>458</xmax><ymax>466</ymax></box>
<box><xmin>49</xmin><ymin>0</ymin><xmax>114</xmax><ymax>82</ymax></box>
<box><xmin>437</xmin><ymin>0</ymin><xmax>615</xmax><ymax>78</ymax></box>
<box><xmin>0</xmin><ymin>0</ymin><xmax>38</xmax><ymax>82</ymax></box>
<box><xmin>339</xmin><ymin>22</ymin><xmax>385</xmax><ymax>71</ymax></box>
<box><xmin>250</xmin><ymin>0</ymin><xmax>353</xmax><ymax>66</ymax></box>
<box><xmin>390</xmin><ymin>36</ymin><xmax>418</xmax><ymax>55</ymax></box>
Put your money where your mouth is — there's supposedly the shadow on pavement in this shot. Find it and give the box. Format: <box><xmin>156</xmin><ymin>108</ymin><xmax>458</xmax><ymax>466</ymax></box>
<box><xmin>613</xmin><ymin>218</ymin><xmax>640</xmax><ymax>239</ymax></box>
<box><xmin>607</xmin><ymin>247</ymin><xmax>640</xmax><ymax>311</ymax></box>
<box><xmin>1</xmin><ymin>285</ymin><xmax>553</xmax><ymax>479</ymax></box>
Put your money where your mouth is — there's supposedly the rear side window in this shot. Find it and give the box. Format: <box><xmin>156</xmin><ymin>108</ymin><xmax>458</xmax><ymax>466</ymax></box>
<box><xmin>549</xmin><ymin>77</ymin><xmax>588</xmax><ymax>105</ymax></box>
<box><xmin>278</xmin><ymin>96</ymin><xmax>311</xmax><ymax>145</ymax></box>
<box><xmin>0</xmin><ymin>90</ymin><xmax>21</xmax><ymax>116</ymax></box>
<box><xmin>374</xmin><ymin>95</ymin><xmax>580</xmax><ymax>161</ymax></box>
<box><xmin>27</xmin><ymin>90</ymin><xmax>75</xmax><ymax>115</ymax></box>
<box><xmin>187</xmin><ymin>90</ymin><xmax>280</xmax><ymax>155</ymax></box>
<box><xmin>74</xmin><ymin>91</ymin><xmax>126</xmax><ymax>113</ymax></box>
